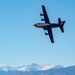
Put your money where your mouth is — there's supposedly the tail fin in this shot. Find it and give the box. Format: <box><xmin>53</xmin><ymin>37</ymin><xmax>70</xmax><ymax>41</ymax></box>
<box><xmin>58</xmin><ymin>18</ymin><xmax>65</xmax><ymax>33</ymax></box>
<box><xmin>60</xmin><ymin>25</ymin><xmax>64</xmax><ymax>32</ymax></box>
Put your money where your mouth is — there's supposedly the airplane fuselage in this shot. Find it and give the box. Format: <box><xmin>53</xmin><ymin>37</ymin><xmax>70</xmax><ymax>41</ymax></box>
<box><xmin>33</xmin><ymin>5</ymin><xmax>65</xmax><ymax>43</ymax></box>
<box><xmin>34</xmin><ymin>23</ymin><xmax>61</xmax><ymax>30</ymax></box>
<box><xmin>50</xmin><ymin>23</ymin><xmax>61</xmax><ymax>28</ymax></box>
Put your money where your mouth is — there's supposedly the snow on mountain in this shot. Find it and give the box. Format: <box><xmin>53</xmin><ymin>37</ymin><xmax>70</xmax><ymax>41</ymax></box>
<box><xmin>0</xmin><ymin>63</ymin><xmax>64</xmax><ymax>72</ymax></box>
<box><xmin>41</xmin><ymin>64</ymin><xmax>56</xmax><ymax>70</ymax></box>
<box><xmin>52</xmin><ymin>65</ymin><xmax>64</xmax><ymax>69</ymax></box>
<box><xmin>0</xmin><ymin>66</ymin><xmax>15</xmax><ymax>71</ymax></box>
<box><xmin>17</xmin><ymin>63</ymin><xmax>42</xmax><ymax>71</ymax></box>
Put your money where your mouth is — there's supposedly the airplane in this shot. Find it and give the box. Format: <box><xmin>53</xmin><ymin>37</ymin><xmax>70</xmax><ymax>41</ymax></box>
<box><xmin>33</xmin><ymin>5</ymin><xmax>65</xmax><ymax>43</ymax></box>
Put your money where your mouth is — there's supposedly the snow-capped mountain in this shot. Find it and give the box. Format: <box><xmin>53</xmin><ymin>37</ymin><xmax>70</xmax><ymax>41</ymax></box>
<box><xmin>14</xmin><ymin>66</ymin><xmax>75</xmax><ymax>75</ymax></box>
<box><xmin>17</xmin><ymin>63</ymin><xmax>42</xmax><ymax>71</ymax></box>
<box><xmin>18</xmin><ymin>63</ymin><xmax>64</xmax><ymax>71</ymax></box>
<box><xmin>0</xmin><ymin>65</ymin><xmax>15</xmax><ymax>71</ymax></box>
<box><xmin>0</xmin><ymin>63</ymin><xmax>64</xmax><ymax>72</ymax></box>
<box><xmin>0</xmin><ymin>65</ymin><xmax>75</xmax><ymax>75</ymax></box>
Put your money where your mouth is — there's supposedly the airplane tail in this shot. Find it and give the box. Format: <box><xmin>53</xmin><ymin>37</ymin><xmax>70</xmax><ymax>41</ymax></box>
<box><xmin>58</xmin><ymin>18</ymin><xmax>65</xmax><ymax>33</ymax></box>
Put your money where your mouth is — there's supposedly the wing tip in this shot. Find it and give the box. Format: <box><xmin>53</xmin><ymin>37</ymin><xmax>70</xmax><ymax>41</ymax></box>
<box><xmin>42</xmin><ymin>5</ymin><xmax>45</xmax><ymax>8</ymax></box>
<box><xmin>51</xmin><ymin>40</ymin><xmax>54</xmax><ymax>43</ymax></box>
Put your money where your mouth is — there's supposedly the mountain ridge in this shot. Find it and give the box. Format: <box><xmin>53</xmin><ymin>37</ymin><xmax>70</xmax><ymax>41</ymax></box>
<box><xmin>0</xmin><ymin>63</ymin><xmax>64</xmax><ymax>72</ymax></box>
<box><xmin>13</xmin><ymin>65</ymin><xmax>75</xmax><ymax>75</ymax></box>
<box><xmin>0</xmin><ymin>64</ymin><xmax>75</xmax><ymax>75</ymax></box>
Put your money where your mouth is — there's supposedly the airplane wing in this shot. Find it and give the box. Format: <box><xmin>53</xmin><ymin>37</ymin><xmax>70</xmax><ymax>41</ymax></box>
<box><xmin>46</xmin><ymin>26</ymin><xmax>54</xmax><ymax>43</ymax></box>
<box><xmin>42</xmin><ymin>5</ymin><xmax>50</xmax><ymax>24</ymax></box>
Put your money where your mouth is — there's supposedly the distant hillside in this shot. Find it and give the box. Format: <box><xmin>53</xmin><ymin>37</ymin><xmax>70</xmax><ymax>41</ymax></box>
<box><xmin>0</xmin><ymin>64</ymin><xmax>75</xmax><ymax>75</ymax></box>
<box><xmin>0</xmin><ymin>63</ymin><xmax>64</xmax><ymax>71</ymax></box>
<box><xmin>12</xmin><ymin>65</ymin><xmax>75</xmax><ymax>75</ymax></box>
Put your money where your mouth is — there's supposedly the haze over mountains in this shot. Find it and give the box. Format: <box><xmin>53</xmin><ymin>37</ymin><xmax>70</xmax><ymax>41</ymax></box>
<box><xmin>0</xmin><ymin>63</ymin><xmax>64</xmax><ymax>71</ymax></box>
<box><xmin>0</xmin><ymin>63</ymin><xmax>75</xmax><ymax>75</ymax></box>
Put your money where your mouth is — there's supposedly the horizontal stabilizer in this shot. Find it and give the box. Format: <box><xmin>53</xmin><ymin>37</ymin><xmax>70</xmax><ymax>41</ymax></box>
<box><xmin>60</xmin><ymin>26</ymin><xmax>64</xmax><ymax>32</ymax></box>
<box><xmin>58</xmin><ymin>18</ymin><xmax>61</xmax><ymax>23</ymax></box>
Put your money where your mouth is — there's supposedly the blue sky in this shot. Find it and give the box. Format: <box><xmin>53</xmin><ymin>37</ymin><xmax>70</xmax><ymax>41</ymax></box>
<box><xmin>0</xmin><ymin>0</ymin><xmax>75</xmax><ymax>67</ymax></box>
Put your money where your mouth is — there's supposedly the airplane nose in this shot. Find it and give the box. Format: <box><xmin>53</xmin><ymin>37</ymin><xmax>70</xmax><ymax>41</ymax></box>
<box><xmin>33</xmin><ymin>24</ymin><xmax>37</xmax><ymax>26</ymax></box>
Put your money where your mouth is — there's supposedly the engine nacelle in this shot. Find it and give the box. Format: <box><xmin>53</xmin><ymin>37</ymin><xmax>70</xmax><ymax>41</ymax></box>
<box><xmin>45</xmin><ymin>32</ymin><xmax>48</xmax><ymax>35</ymax></box>
<box><xmin>40</xmin><ymin>13</ymin><xmax>44</xmax><ymax>16</ymax></box>
<box><xmin>41</xmin><ymin>18</ymin><xmax>45</xmax><ymax>21</ymax></box>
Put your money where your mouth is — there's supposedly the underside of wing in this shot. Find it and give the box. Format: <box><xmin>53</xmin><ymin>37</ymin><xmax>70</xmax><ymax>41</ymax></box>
<box><xmin>46</xmin><ymin>26</ymin><xmax>54</xmax><ymax>43</ymax></box>
<box><xmin>41</xmin><ymin>5</ymin><xmax>50</xmax><ymax>24</ymax></box>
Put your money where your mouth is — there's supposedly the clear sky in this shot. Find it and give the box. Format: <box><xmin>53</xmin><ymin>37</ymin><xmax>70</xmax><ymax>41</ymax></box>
<box><xmin>0</xmin><ymin>0</ymin><xmax>75</xmax><ymax>67</ymax></box>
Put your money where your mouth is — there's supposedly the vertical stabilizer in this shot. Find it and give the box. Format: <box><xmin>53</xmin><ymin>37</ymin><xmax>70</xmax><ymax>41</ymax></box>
<box><xmin>58</xmin><ymin>18</ymin><xmax>65</xmax><ymax>33</ymax></box>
